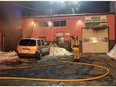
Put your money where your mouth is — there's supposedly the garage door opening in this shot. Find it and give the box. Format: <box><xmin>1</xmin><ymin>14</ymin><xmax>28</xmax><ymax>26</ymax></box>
<box><xmin>82</xmin><ymin>27</ymin><xmax>109</xmax><ymax>53</ymax></box>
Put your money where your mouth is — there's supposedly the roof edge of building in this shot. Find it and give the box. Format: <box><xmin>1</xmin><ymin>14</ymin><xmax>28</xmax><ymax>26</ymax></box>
<box><xmin>22</xmin><ymin>12</ymin><xmax>115</xmax><ymax>19</ymax></box>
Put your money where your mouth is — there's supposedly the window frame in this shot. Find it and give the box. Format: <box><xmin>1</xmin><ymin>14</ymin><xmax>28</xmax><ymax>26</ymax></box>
<box><xmin>53</xmin><ymin>20</ymin><xmax>66</xmax><ymax>27</ymax></box>
<box><xmin>36</xmin><ymin>20</ymin><xmax>50</xmax><ymax>28</ymax></box>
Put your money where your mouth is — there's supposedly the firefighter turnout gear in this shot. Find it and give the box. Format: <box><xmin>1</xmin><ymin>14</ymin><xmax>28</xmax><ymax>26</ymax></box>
<box><xmin>71</xmin><ymin>35</ymin><xmax>80</xmax><ymax>62</ymax></box>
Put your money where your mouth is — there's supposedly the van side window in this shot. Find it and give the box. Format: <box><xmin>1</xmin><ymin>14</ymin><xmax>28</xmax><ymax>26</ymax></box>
<box><xmin>41</xmin><ymin>40</ymin><xmax>44</xmax><ymax>45</ymax></box>
<box><xmin>37</xmin><ymin>40</ymin><xmax>41</xmax><ymax>46</ymax></box>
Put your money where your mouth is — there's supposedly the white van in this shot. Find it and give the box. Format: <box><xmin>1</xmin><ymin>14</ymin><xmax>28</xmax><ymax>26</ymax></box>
<box><xmin>16</xmin><ymin>38</ymin><xmax>50</xmax><ymax>59</ymax></box>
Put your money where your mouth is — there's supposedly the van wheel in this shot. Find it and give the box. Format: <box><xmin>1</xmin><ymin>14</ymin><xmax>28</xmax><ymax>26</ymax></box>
<box><xmin>17</xmin><ymin>54</ymin><xmax>22</xmax><ymax>58</ymax></box>
<box><xmin>18</xmin><ymin>55</ymin><xmax>21</xmax><ymax>58</ymax></box>
<box><xmin>46</xmin><ymin>51</ymin><xmax>49</xmax><ymax>55</ymax></box>
<box><xmin>36</xmin><ymin>51</ymin><xmax>42</xmax><ymax>60</ymax></box>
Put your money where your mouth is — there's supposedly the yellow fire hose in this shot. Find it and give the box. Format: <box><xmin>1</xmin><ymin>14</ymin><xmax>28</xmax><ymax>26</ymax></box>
<box><xmin>0</xmin><ymin>61</ymin><xmax>109</xmax><ymax>82</ymax></box>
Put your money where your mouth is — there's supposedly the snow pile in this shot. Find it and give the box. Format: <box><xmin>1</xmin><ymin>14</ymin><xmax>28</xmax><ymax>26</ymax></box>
<box><xmin>0</xmin><ymin>51</ymin><xmax>19</xmax><ymax>63</ymax></box>
<box><xmin>107</xmin><ymin>44</ymin><xmax>116</xmax><ymax>60</ymax></box>
<box><xmin>49</xmin><ymin>43</ymin><xmax>73</xmax><ymax>56</ymax></box>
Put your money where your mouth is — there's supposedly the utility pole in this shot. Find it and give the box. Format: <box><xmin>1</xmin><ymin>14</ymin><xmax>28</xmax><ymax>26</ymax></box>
<box><xmin>50</xmin><ymin>1</ymin><xmax>53</xmax><ymax>43</ymax></box>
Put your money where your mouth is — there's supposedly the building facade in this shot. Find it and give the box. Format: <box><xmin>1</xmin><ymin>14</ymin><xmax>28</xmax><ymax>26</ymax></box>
<box><xmin>0</xmin><ymin>13</ymin><xmax>115</xmax><ymax>53</ymax></box>
<box><xmin>21</xmin><ymin>13</ymin><xmax>115</xmax><ymax>53</ymax></box>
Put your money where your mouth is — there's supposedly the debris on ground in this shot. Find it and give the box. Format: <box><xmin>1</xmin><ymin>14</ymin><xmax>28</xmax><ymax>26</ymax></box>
<box><xmin>107</xmin><ymin>44</ymin><xmax>116</xmax><ymax>60</ymax></box>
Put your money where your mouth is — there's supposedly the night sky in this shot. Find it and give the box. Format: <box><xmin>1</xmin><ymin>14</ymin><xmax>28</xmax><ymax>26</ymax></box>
<box><xmin>0</xmin><ymin>1</ymin><xmax>111</xmax><ymax>20</ymax></box>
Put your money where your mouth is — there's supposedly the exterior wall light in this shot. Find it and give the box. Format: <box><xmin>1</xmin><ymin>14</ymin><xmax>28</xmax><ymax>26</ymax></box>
<box><xmin>77</xmin><ymin>20</ymin><xmax>82</xmax><ymax>23</ymax></box>
<box><xmin>31</xmin><ymin>21</ymin><xmax>34</xmax><ymax>25</ymax></box>
<box><xmin>48</xmin><ymin>21</ymin><xmax>52</xmax><ymax>27</ymax></box>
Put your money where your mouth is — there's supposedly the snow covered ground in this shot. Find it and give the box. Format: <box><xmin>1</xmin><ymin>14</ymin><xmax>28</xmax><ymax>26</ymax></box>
<box><xmin>107</xmin><ymin>44</ymin><xmax>116</xmax><ymax>60</ymax></box>
<box><xmin>0</xmin><ymin>51</ymin><xmax>19</xmax><ymax>63</ymax></box>
<box><xmin>49</xmin><ymin>44</ymin><xmax>73</xmax><ymax>56</ymax></box>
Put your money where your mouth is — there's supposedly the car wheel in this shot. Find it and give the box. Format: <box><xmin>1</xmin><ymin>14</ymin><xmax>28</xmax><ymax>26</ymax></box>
<box><xmin>17</xmin><ymin>53</ymin><xmax>22</xmax><ymax>58</ymax></box>
<box><xmin>46</xmin><ymin>51</ymin><xmax>49</xmax><ymax>55</ymax></box>
<box><xmin>36</xmin><ymin>51</ymin><xmax>42</xmax><ymax>60</ymax></box>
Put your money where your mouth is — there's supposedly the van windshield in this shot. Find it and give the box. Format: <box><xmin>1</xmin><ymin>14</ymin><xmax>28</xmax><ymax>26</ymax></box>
<box><xmin>19</xmin><ymin>39</ymin><xmax>36</xmax><ymax>46</ymax></box>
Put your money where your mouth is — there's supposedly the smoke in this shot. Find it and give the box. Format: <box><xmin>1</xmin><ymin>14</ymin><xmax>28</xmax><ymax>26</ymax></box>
<box><xmin>2</xmin><ymin>4</ymin><xmax>22</xmax><ymax>51</ymax></box>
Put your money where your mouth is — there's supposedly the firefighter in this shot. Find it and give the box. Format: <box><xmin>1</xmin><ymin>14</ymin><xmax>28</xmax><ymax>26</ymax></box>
<box><xmin>71</xmin><ymin>35</ymin><xmax>80</xmax><ymax>62</ymax></box>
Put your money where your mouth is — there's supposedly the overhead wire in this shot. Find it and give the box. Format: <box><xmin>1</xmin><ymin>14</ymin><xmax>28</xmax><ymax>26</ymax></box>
<box><xmin>11</xmin><ymin>3</ymin><xmax>40</xmax><ymax>12</ymax></box>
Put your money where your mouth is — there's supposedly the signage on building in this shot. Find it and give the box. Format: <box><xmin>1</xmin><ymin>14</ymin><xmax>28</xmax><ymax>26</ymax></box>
<box><xmin>85</xmin><ymin>16</ymin><xmax>107</xmax><ymax>28</ymax></box>
<box><xmin>56</xmin><ymin>32</ymin><xmax>63</xmax><ymax>37</ymax></box>
<box><xmin>65</xmin><ymin>32</ymin><xmax>70</xmax><ymax>36</ymax></box>
<box><xmin>85</xmin><ymin>16</ymin><xmax>107</xmax><ymax>22</ymax></box>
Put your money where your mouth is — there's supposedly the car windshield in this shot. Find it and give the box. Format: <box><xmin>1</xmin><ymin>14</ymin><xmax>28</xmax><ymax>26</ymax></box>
<box><xmin>19</xmin><ymin>39</ymin><xmax>36</xmax><ymax>46</ymax></box>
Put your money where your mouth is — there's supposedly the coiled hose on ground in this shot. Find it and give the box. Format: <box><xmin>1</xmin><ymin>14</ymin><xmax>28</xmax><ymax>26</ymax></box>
<box><xmin>0</xmin><ymin>60</ymin><xmax>109</xmax><ymax>82</ymax></box>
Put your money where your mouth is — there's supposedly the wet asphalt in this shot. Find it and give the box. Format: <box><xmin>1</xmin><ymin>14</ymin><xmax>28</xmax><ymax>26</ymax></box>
<box><xmin>0</xmin><ymin>54</ymin><xmax>116</xmax><ymax>86</ymax></box>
